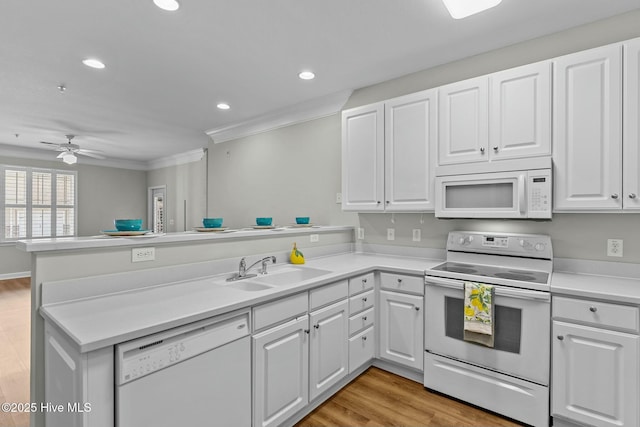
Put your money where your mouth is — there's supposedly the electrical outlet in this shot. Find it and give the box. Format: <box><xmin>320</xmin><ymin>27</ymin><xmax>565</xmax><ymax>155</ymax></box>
<box><xmin>387</xmin><ymin>228</ymin><xmax>395</xmax><ymax>241</ymax></box>
<box><xmin>132</xmin><ymin>247</ymin><xmax>155</xmax><ymax>263</ymax></box>
<box><xmin>310</xmin><ymin>234</ymin><xmax>319</xmax><ymax>243</ymax></box>
<box><xmin>412</xmin><ymin>229</ymin><xmax>421</xmax><ymax>242</ymax></box>
<box><xmin>607</xmin><ymin>239</ymin><xmax>623</xmax><ymax>257</ymax></box>
<box><xmin>335</xmin><ymin>193</ymin><xmax>342</xmax><ymax>204</ymax></box>
<box><xmin>357</xmin><ymin>227</ymin><xmax>365</xmax><ymax>240</ymax></box>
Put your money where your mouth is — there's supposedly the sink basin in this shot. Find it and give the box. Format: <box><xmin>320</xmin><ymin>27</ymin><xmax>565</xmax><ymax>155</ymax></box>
<box><xmin>252</xmin><ymin>266</ymin><xmax>332</xmax><ymax>286</ymax></box>
<box><xmin>227</xmin><ymin>281</ymin><xmax>273</xmax><ymax>292</ymax></box>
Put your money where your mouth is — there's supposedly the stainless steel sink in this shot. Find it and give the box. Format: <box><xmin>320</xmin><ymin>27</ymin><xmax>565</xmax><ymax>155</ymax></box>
<box><xmin>251</xmin><ymin>266</ymin><xmax>331</xmax><ymax>286</ymax></box>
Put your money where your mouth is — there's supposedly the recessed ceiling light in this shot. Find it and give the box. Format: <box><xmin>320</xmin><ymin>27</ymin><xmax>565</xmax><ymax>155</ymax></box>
<box><xmin>217</xmin><ymin>103</ymin><xmax>230</xmax><ymax>110</ymax></box>
<box><xmin>82</xmin><ymin>58</ymin><xmax>105</xmax><ymax>69</ymax></box>
<box><xmin>298</xmin><ymin>71</ymin><xmax>315</xmax><ymax>80</ymax></box>
<box><xmin>441</xmin><ymin>0</ymin><xmax>502</xmax><ymax>19</ymax></box>
<box><xmin>153</xmin><ymin>0</ymin><xmax>180</xmax><ymax>11</ymax></box>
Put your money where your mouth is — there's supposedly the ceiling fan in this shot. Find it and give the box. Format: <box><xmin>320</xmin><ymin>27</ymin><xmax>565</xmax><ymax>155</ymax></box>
<box><xmin>40</xmin><ymin>134</ymin><xmax>106</xmax><ymax>164</ymax></box>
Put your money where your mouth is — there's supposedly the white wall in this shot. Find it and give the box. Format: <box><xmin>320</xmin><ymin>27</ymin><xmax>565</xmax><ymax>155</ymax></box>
<box><xmin>208</xmin><ymin>115</ymin><xmax>357</xmax><ymax>229</ymax></box>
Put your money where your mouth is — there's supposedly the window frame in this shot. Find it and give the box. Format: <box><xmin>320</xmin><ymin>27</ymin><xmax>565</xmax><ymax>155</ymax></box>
<box><xmin>1</xmin><ymin>164</ymin><xmax>78</xmax><ymax>242</ymax></box>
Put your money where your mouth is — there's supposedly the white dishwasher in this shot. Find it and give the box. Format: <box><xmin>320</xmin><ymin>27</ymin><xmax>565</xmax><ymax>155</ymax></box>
<box><xmin>115</xmin><ymin>311</ymin><xmax>251</xmax><ymax>427</ymax></box>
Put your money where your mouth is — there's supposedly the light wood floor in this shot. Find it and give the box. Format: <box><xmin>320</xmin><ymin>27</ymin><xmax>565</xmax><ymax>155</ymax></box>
<box><xmin>0</xmin><ymin>278</ymin><xmax>522</xmax><ymax>427</ymax></box>
<box><xmin>296</xmin><ymin>368</ymin><xmax>523</xmax><ymax>427</ymax></box>
<box><xmin>0</xmin><ymin>277</ymin><xmax>31</xmax><ymax>427</ymax></box>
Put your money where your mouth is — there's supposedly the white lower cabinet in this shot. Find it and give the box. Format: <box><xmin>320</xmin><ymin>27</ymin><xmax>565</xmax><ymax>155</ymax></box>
<box><xmin>309</xmin><ymin>299</ymin><xmax>349</xmax><ymax>401</ymax></box>
<box><xmin>253</xmin><ymin>315</ymin><xmax>310</xmax><ymax>427</ymax></box>
<box><xmin>552</xmin><ymin>297</ymin><xmax>640</xmax><ymax>427</ymax></box>
<box><xmin>379</xmin><ymin>289</ymin><xmax>424</xmax><ymax>371</ymax></box>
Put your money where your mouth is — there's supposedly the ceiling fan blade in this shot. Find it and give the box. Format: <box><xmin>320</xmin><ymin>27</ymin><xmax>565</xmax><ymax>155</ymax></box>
<box><xmin>77</xmin><ymin>149</ymin><xmax>106</xmax><ymax>160</ymax></box>
<box><xmin>56</xmin><ymin>152</ymin><xmax>66</xmax><ymax>159</ymax></box>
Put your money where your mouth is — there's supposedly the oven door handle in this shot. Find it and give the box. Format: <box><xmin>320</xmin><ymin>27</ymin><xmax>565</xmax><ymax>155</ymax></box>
<box><xmin>425</xmin><ymin>277</ymin><xmax>550</xmax><ymax>302</ymax></box>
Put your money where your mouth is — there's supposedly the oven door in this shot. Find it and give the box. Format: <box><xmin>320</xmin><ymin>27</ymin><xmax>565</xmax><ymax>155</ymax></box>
<box><xmin>424</xmin><ymin>276</ymin><xmax>550</xmax><ymax>385</ymax></box>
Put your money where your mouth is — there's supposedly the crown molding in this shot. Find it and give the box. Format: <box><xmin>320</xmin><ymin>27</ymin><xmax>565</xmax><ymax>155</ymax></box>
<box><xmin>206</xmin><ymin>89</ymin><xmax>353</xmax><ymax>144</ymax></box>
<box><xmin>146</xmin><ymin>148</ymin><xmax>206</xmax><ymax>170</ymax></box>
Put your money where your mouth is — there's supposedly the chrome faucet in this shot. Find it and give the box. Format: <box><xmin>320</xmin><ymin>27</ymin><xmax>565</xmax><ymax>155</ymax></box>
<box><xmin>227</xmin><ymin>256</ymin><xmax>276</xmax><ymax>281</ymax></box>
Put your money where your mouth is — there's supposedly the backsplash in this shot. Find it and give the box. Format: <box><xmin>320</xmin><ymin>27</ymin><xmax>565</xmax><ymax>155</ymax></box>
<box><xmin>358</xmin><ymin>212</ymin><xmax>640</xmax><ymax>263</ymax></box>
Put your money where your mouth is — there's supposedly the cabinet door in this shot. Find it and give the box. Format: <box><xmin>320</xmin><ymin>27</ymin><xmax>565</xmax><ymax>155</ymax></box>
<box><xmin>309</xmin><ymin>300</ymin><xmax>348</xmax><ymax>401</ymax></box>
<box><xmin>379</xmin><ymin>290</ymin><xmax>424</xmax><ymax>370</ymax></box>
<box><xmin>624</xmin><ymin>38</ymin><xmax>640</xmax><ymax>209</ymax></box>
<box><xmin>438</xmin><ymin>76</ymin><xmax>489</xmax><ymax>165</ymax></box>
<box><xmin>490</xmin><ymin>61</ymin><xmax>551</xmax><ymax>160</ymax></box>
<box><xmin>253</xmin><ymin>316</ymin><xmax>309</xmax><ymax>427</ymax></box>
<box><xmin>553</xmin><ymin>44</ymin><xmax>623</xmax><ymax>210</ymax></box>
<box><xmin>384</xmin><ymin>89</ymin><xmax>437</xmax><ymax>211</ymax></box>
<box><xmin>552</xmin><ymin>321</ymin><xmax>639</xmax><ymax>427</ymax></box>
<box><xmin>341</xmin><ymin>103</ymin><xmax>385</xmax><ymax>211</ymax></box>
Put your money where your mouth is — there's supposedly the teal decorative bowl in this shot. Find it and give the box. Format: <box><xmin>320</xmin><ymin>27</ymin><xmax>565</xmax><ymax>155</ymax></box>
<box><xmin>295</xmin><ymin>217</ymin><xmax>310</xmax><ymax>224</ymax></box>
<box><xmin>256</xmin><ymin>217</ymin><xmax>273</xmax><ymax>226</ymax></box>
<box><xmin>203</xmin><ymin>218</ymin><xmax>223</xmax><ymax>228</ymax></box>
<box><xmin>114</xmin><ymin>219</ymin><xmax>143</xmax><ymax>231</ymax></box>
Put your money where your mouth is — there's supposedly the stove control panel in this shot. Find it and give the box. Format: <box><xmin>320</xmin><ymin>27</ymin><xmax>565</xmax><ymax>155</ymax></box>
<box><xmin>447</xmin><ymin>231</ymin><xmax>552</xmax><ymax>259</ymax></box>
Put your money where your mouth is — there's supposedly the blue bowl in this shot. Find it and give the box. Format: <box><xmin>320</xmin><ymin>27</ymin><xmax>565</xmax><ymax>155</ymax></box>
<box><xmin>114</xmin><ymin>219</ymin><xmax>143</xmax><ymax>231</ymax></box>
<box><xmin>203</xmin><ymin>217</ymin><xmax>223</xmax><ymax>228</ymax></box>
<box><xmin>295</xmin><ymin>217</ymin><xmax>310</xmax><ymax>224</ymax></box>
<box><xmin>256</xmin><ymin>217</ymin><xmax>273</xmax><ymax>226</ymax></box>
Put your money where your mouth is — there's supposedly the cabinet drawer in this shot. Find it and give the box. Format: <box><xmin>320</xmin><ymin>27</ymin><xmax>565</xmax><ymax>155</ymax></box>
<box><xmin>349</xmin><ymin>289</ymin><xmax>374</xmax><ymax>315</ymax></box>
<box><xmin>309</xmin><ymin>280</ymin><xmax>348</xmax><ymax>311</ymax></box>
<box><xmin>553</xmin><ymin>296</ymin><xmax>640</xmax><ymax>333</ymax></box>
<box><xmin>349</xmin><ymin>326</ymin><xmax>375</xmax><ymax>374</ymax></box>
<box><xmin>253</xmin><ymin>292</ymin><xmax>308</xmax><ymax>332</ymax></box>
<box><xmin>348</xmin><ymin>272</ymin><xmax>374</xmax><ymax>296</ymax></box>
<box><xmin>349</xmin><ymin>307</ymin><xmax>374</xmax><ymax>336</ymax></box>
<box><xmin>380</xmin><ymin>273</ymin><xmax>424</xmax><ymax>295</ymax></box>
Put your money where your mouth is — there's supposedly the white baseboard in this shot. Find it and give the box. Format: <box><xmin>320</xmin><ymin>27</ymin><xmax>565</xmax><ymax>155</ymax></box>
<box><xmin>0</xmin><ymin>271</ymin><xmax>31</xmax><ymax>280</ymax></box>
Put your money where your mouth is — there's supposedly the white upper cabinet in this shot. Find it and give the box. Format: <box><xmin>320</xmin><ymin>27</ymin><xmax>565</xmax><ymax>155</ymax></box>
<box><xmin>489</xmin><ymin>62</ymin><xmax>552</xmax><ymax>160</ymax></box>
<box><xmin>553</xmin><ymin>43</ymin><xmax>623</xmax><ymax>210</ymax></box>
<box><xmin>384</xmin><ymin>90</ymin><xmax>437</xmax><ymax>211</ymax></box>
<box><xmin>438</xmin><ymin>76</ymin><xmax>489</xmax><ymax>165</ymax></box>
<box><xmin>341</xmin><ymin>103</ymin><xmax>385</xmax><ymax>211</ymax></box>
<box><xmin>438</xmin><ymin>62</ymin><xmax>551</xmax><ymax>166</ymax></box>
<box><xmin>624</xmin><ymin>38</ymin><xmax>640</xmax><ymax>209</ymax></box>
<box><xmin>342</xmin><ymin>89</ymin><xmax>437</xmax><ymax>212</ymax></box>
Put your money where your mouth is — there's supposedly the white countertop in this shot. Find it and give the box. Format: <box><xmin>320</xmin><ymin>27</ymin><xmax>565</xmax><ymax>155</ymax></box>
<box><xmin>41</xmin><ymin>253</ymin><xmax>440</xmax><ymax>353</ymax></box>
<box><xmin>17</xmin><ymin>225</ymin><xmax>353</xmax><ymax>252</ymax></box>
<box><xmin>551</xmin><ymin>271</ymin><xmax>640</xmax><ymax>305</ymax></box>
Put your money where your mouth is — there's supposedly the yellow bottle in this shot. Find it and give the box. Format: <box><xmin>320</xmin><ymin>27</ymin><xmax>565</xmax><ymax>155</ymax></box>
<box><xmin>290</xmin><ymin>242</ymin><xmax>305</xmax><ymax>264</ymax></box>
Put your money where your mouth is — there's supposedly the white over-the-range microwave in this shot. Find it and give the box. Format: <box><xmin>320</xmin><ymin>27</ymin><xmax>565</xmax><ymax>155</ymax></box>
<box><xmin>435</xmin><ymin>157</ymin><xmax>552</xmax><ymax>219</ymax></box>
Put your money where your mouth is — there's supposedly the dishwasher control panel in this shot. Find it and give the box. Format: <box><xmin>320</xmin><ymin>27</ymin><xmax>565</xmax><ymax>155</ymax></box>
<box><xmin>116</xmin><ymin>312</ymin><xmax>249</xmax><ymax>385</ymax></box>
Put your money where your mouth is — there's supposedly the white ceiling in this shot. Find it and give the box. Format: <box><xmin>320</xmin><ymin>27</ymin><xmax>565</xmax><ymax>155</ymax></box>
<box><xmin>1</xmin><ymin>0</ymin><xmax>639</xmax><ymax>167</ymax></box>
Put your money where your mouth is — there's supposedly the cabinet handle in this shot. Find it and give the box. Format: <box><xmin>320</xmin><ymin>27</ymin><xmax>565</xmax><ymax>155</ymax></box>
<box><xmin>415</xmin><ymin>307</ymin><xmax>420</xmax><ymax>311</ymax></box>
<box><xmin>557</xmin><ymin>335</ymin><xmax>564</xmax><ymax>341</ymax></box>
<box><xmin>480</xmin><ymin>147</ymin><xmax>485</xmax><ymax>154</ymax></box>
<box><xmin>362</xmin><ymin>278</ymin><xmax>367</xmax><ymax>284</ymax></box>
<box><xmin>611</xmin><ymin>194</ymin><xmax>619</xmax><ymax>199</ymax></box>
<box><xmin>493</xmin><ymin>146</ymin><xmax>499</xmax><ymax>152</ymax></box>
<box><xmin>397</xmin><ymin>279</ymin><xmax>402</xmax><ymax>285</ymax></box>
<box><xmin>629</xmin><ymin>193</ymin><xmax>637</xmax><ymax>199</ymax></box>
<box><xmin>377</xmin><ymin>201</ymin><xmax>381</xmax><ymax>205</ymax></box>
<box><xmin>589</xmin><ymin>306</ymin><xmax>597</xmax><ymax>313</ymax></box>
<box><xmin>386</xmin><ymin>201</ymin><xmax>390</xmax><ymax>204</ymax></box>
<box><xmin>362</xmin><ymin>336</ymin><xmax>367</xmax><ymax>342</ymax></box>
<box><xmin>362</xmin><ymin>316</ymin><xmax>367</xmax><ymax>321</ymax></box>
<box><xmin>304</xmin><ymin>329</ymin><xmax>310</xmax><ymax>334</ymax></box>
<box><xmin>362</xmin><ymin>297</ymin><xmax>367</xmax><ymax>302</ymax></box>
<box><xmin>314</xmin><ymin>324</ymin><xmax>319</xmax><ymax>329</ymax></box>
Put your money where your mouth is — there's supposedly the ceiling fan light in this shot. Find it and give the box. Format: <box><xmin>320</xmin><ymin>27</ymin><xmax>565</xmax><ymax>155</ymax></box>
<box><xmin>61</xmin><ymin>152</ymin><xmax>77</xmax><ymax>165</ymax></box>
<box><xmin>441</xmin><ymin>0</ymin><xmax>502</xmax><ymax>19</ymax></box>
<box><xmin>82</xmin><ymin>58</ymin><xmax>106</xmax><ymax>69</ymax></box>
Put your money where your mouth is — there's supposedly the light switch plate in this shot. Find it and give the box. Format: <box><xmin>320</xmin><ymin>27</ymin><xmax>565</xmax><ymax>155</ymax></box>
<box><xmin>357</xmin><ymin>228</ymin><xmax>365</xmax><ymax>240</ymax></box>
<box><xmin>387</xmin><ymin>228</ymin><xmax>395</xmax><ymax>241</ymax></box>
<box><xmin>335</xmin><ymin>193</ymin><xmax>342</xmax><ymax>204</ymax></box>
<box><xmin>412</xmin><ymin>229</ymin><xmax>421</xmax><ymax>242</ymax></box>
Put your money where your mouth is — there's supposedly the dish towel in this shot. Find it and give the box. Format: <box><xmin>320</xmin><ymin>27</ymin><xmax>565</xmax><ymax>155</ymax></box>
<box><xmin>463</xmin><ymin>281</ymin><xmax>495</xmax><ymax>348</ymax></box>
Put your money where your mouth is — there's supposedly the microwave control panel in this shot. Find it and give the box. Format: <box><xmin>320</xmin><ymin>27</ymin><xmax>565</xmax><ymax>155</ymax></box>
<box><xmin>527</xmin><ymin>170</ymin><xmax>551</xmax><ymax>218</ymax></box>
